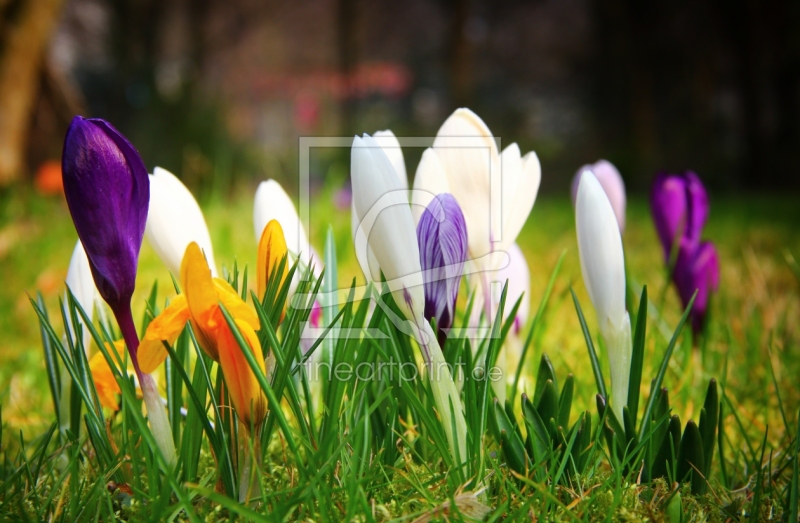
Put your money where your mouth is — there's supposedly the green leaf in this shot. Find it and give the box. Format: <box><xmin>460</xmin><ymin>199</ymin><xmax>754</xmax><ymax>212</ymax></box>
<box><xmin>596</xmin><ymin>394</ymin><xmax>625</xmax><ymax>460</ymax></box>
<box><xmin>627</xmin><ymin>285</ymin><xmax>648</xmax><ymax>431</ymax></box>
<box><xmin>558</xmin><ymin>374</ymin><xmax>574</xmax><ymax>429</ymax></box>
<box><xmin>677</xmin><ymin>420</ymin><xmax>706</xmax><ymax>495</ymax></box>
<box><xmin>571</xmin><ymin>289</ymin><xmax>608</xmax><ymax>399</ymax></box>
<box><xmin>652</xmin><ymin>414</ymin><xmax>682</xmax><ymax>481</ymax></box>
<box><xmin>536</xmin><ymin>380</ymin><xmax>559</xmax><ymax>437</ymax></box>
<box><xmin>639</xmin><ymin>291</ymin><xmax>697</xmax><ymax>441</ymax></box>
<box><xmin>534</xmin><ymin>354</ymin><xmax>557</xmax><ymax>406</ymax></box>
<box><xmin>521</xmin><ymin>394</ymin><xmax>549</xmax><ymax>465</ymax></box>
<box><xmin>511</xmin><ymin>250</ymin><xmax>565</xmax><ymax>400</ymax></box>
<box><xmin>698</xmin><ymin>379</ymin><xmax>718</xmax><ymax>479</ymax></box>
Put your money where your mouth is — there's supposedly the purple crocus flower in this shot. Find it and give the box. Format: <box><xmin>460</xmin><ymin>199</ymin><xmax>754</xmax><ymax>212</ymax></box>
<box><xmin>416</xmin><ymin>193</ymin><xmax>468</xmax><ymax>346</ymax></box>
<box><xmin>651</xmin><ymin>171</ymin><xmax>720</xmax><ymax>334</ymax></box>
<box><xmin>62</xmin><ymin>116</ymin><xmax>176</xmax><ymax>463</ymax></box>
<box><xmin>62</xmin><ymin>116</ymin><xmax>149</xmax><ymax>319</ymax></box>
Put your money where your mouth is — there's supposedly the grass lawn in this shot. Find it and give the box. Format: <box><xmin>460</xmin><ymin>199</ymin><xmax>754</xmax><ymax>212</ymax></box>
<box><xmin>1</xmin><ymin>181</ymin><xmax>799</xmax><ymax>520</ymax></box>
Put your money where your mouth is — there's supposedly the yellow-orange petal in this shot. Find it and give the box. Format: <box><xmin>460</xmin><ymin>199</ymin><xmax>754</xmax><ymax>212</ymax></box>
<box><xmin>257</xmin><ymin>219</ymin><xmax>289</xmax><ymax>301</ymax></box>
<box><xmin>217</xmin><ymin>318</ymin><xmax>267</xmax><ymax>430</ymax></box>
<box><xmin>214</xmin><ymin>278</ymin><xmax>260</xmax><ymax>330</ymax></box>
<box><xmin>181</xmin><ymin>242</ymin><xmax>221</xmax><ymax>360</ymax></box>
<box><xmin>139</xmin><ymin>294</ymin><xmax>191</xmax><ymax>373</ymax></box>
<box><xmin>89</xmin><ymin>347</ymin><xmax>122</xmax><ymax>410</ymax></box>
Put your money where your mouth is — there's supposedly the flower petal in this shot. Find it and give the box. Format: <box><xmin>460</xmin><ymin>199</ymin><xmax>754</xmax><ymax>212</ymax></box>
<box><xmin>417</xmin><ymin>193</ymin><xmax>468</xmax><ymax>339</ymax></box>
<box><xmin>139</xmin><ymin>294</ymin><xmax>190</xmax><ymax>373</ymax></box>
<box><xmin>181</xmin><ymin>241</ymin><xmax>220</xmax><ymax>359</ymax></box>
<box><xmin>146</xmin><ymin>167</ymin><xmax>217</xmax><ymax>277</ymax></box>
<box><xmin>217</xmin><ymin>318</ymin><xmax>267</xmax><ymax>429</ymax></box>
<box><xmin>253</xmin><ymin>180</ymin><xmax>311</xmax><ymax>266</ymax></box>
<box><xmin>89</xmin><ymin>342</ymin><xmax>125</xmax><ymax>410</ymax></box>
<box><xmin>214</xmin><ymin>278</ymin><xmax>260</xmax><ymax>329</ymax></box>
<box><xmin>351</xmin><ymin>134</ymin><xmax>424</xmax><ymax>321</ymax></box>
<box><xmin>576</xmin><ymin>171</ymin><xmax>626</xmax><ymax>330</ymax></box>
<box><xmin>64</xmin><ymin>240</ymin><xmax>102</xmax><ymax>351</ymax></box>
<box><xmin>432</xmin><ymin>108</ymin><xmax>500</xmax><ymax>261</ymax></box>
<box><xmin>411</xmin><ymin>147</ymin><xmax>451</xmax><ymax>226</ymax></box>
<box><xmin>257</xmin><ymin>219</ymin><xmax>290</xmax><ymax>302</ymax></box>
<box><xmin>373</xmin><ymin>130</ymin><xmax>408</xmax><ymax>189</ymax></box>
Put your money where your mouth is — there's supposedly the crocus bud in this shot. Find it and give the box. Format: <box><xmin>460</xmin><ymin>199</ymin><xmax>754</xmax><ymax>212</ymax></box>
<box><xmin>61</xmin><ymin>116</ymin><xmax>175</xmax><ymax>465</ymax></box>
<box><xmin>254</xmin><ymin>179</ymin><xmax>311</xmax><ymax>267</ymax></box>
<box><xmin>571</xmin><ymin>160</ymin><xmax>626</xmax><ymax>232</ymax></box>
<box><xmin>62</xmin><ymin>116</ymin><xmax>148</xmax><ymax>312</ymax></box>
<box><xmin>351</xmin><ymin>134</ymin><xmax>423</xmax><ymax>322</ymax></box>
<box><xmin>351</xmin><ymin>129</ymin><xmax>407</xmax><ymax>282</ymax></box>
<box><xmin>576</xmin><ymin>171</ymin><xmax>631</xmax><ymax>421</ymax></box>
<box><xmin>417</xmin><ymin>193</ymin><xmax>468</xmax><ymax>345</ymax></box>
<box><xmin>351</xmin><ymin>133</ymin><xmax>467</xmax><ymax>465</ymax></box>
<box><xmin>145</xmin><ymin>167</ymin><xmax>216</xmax><ymax>277</ymax></box>
<box><xmin>651</xmin><ymin>171</ymin><xmax>719</xmax><ymax>333</ymax></box>
<box><xmin>257</xmin><ymin>219</ymin><xmax>290</xmax><ymax>320</ymax></box>
<box><xmin>650</xmin><ymin>171</ymin><xmax>708</xmax><ymax>260</ymax></box>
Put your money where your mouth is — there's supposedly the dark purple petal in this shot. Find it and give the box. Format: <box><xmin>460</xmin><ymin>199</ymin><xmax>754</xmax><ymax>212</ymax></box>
<box><xmin>683</xmin><ymin>171</ymin><xmax>709</xmax><ymax>247</ymax></box>
<box><xmin>673</xmin><ymin>241</ymin><xmax>720</xmax><ymax>334</ymax></box>
<box><xmin>417</xmin><ymin>193</ymin><xmax>468</xmax><ymax>344</ymax></box>
<box><xmin>62</xmin><ymin>116</ymin><xmax>149</xmax><ymax>312</ymax></box>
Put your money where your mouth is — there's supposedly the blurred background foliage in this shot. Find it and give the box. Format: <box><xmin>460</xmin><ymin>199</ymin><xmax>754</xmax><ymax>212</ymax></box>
<box><xmin>0</xmin><ymin>0</ymin><xmax>799</xmax><ymax>197</ymax></box>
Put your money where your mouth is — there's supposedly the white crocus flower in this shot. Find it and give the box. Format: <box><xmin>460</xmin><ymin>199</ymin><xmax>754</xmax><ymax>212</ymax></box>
<box><xmin>351</xmin><ymin>133</ymin><xmax>467</xmax><ymax>465</ymax></box>
<box><xmin>145</xmin><ymin>167</ymin><xmax>216</xmax><ymax>276</ymax></box>
<box><xmin>351</xmin><ymin>129</ymin><xmax>408</xmax><ymax>280</ymax></box>
<box><xmin>412</xmin><ymin>109</ymin><xmax>540</xmax><ymax>315</ymax></box>
<box><xmin>576</xmin><ymin>171</ymin><xmax>631</xmax><ymax>421</ymax></box>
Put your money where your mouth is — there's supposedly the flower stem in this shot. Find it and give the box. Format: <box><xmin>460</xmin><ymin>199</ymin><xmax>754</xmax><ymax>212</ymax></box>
<box><xmin>113</xmin><ymin>304</ymin><xmax>177</xmax><ymax>467</ymax></box>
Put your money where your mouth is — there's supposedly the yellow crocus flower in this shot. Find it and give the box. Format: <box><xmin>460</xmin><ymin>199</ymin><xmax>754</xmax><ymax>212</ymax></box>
<box><xmin>257</xmin><ymin>219</ymin><xmax>289</xmax><ymax>311</ymax></box>
<box><xmin>138</xmin><ymin>242</ymin><xmax>267</xmax><ymax>427</ymax></box>
<box><xmin>89</xmin><ymin>340</ymin><xmax>126</xmax><ymax>410</ymax></box>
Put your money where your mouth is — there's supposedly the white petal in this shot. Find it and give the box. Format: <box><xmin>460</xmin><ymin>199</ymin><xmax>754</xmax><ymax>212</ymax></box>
<box><xmin>571</xmin><ymin>160</ymin><xmax>625</xmax><ymax>232</ymax></box>
<box><xmin>146</xmin><ymin>167</ymin><xmax>216</xmax><ymax>276</ymax></box>
<box><xmin>373</xmin><ymin>130</ymin><xmax>408</xmax><ymax>189</ymax></box>
<box><xmin>411</xmin><ymin>147</ymin><xmax>451</xmax><ymax>225</ymax></box>
<box><xmin>432</xmin><ymin>108</ymin><xmax>500</xmax><ymax>261</ymax></box>
<box><xmin>253</xmin><ymin>179</ymin><xmax>310</xmax><ymax>264</ymax></box>
<box><xmin>576</xmin><ymin>171</ymin><xmax>626</xmax><ymax>330</ymax></box>
<box><xmin>351</xmin><ymin>198</ymin><xmax>381</xmax><ymax>280</ymax></box>
<box><xmin>64</xmin><ymin>240</ymin><xmax>99</xmax><ymax>351</ymax></box>
<box><xmin>351</xmin><ymin>134</ymin><xmax>424</xmax><ymax>321</ymax></box>
<box><xmin>498</xmin><ymin>143</ymin><xmax>522</xmax><ymax>252</ymax></box>
<box><xmin>592</xmin><ymin>160</ymin><xmax>626</xmax><ymax>233</ymax></box>
<box><xmin>504</xmin><ymin>151</ymin><xmax>540</xmax><ymax>249</ymax></box>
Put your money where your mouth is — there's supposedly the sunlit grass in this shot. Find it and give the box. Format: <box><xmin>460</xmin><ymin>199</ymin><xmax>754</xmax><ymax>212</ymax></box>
<box><xmin>1</xmin><ymin>181</ymin><xmax>799</xmax><ymax>519</ymax></box>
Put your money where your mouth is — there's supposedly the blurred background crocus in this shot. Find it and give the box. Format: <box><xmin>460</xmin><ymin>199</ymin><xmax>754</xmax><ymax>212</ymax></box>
<box><xmin>576</xmin><ymin>171</ymin><xmax>631</xmax><ymax>421</ymax></box>
<box><xmin>571</xmin><ymin>160</ymin><xmax>626</xmax><ymax>232</ymax></box>
<box><xmin>61</xmin><ymin>116</ymin><xmax>176</xmax><ymax>465</ymax></box>
<box><xmin>416</xmin><ymin>193</ymin><xmax>468</xmax><ymax>347</ymax></box>
<box><xmin>146</xmin><ymin>167</ymin><xmax>217</xmax><ymax>277</ymax></box>
<box><xmin>651</xmin><ymin>171</ymin><xmax>720</xmax><ymax>334</ymax></box>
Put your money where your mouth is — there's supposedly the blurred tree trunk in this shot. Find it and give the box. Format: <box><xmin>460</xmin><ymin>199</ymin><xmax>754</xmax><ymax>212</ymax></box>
<box><xmin>338</xmin><ymin>0</ymin><xmax>359</xmax><ymax>135</ymax></box>
<box><xmin>0</xmin><ymin>0</ymin><xmax>63</xmax><ymax>185</ymax></box>
<box><xmin>447</xmin><ymin>0</ymin><xmax>471</xmax><ymax>108</ymax></box>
